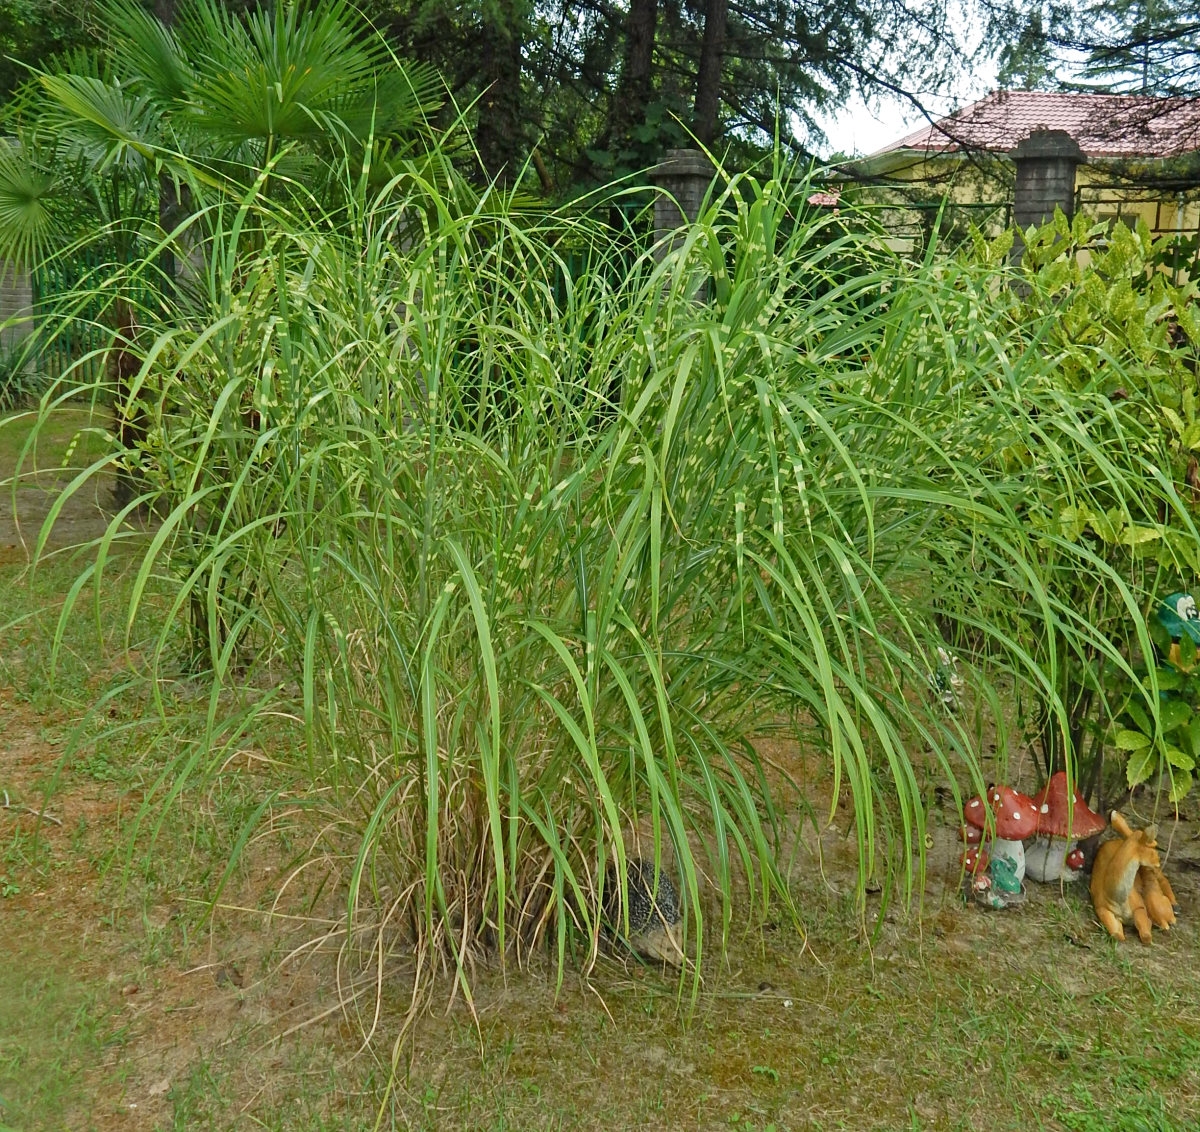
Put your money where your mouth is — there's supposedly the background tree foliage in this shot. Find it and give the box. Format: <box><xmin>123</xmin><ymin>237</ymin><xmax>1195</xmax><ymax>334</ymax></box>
<box><xmin>7</xmin><ymin>0</ymin><xmax>1198</xmax><ymax>193</ymax></box>
<box><xmin>988</xmin><ymin>0</ymin><xmax>1200</xmax><ymax>97</ymax></box>
<box><xmin>0</xmin><ymin>0</ymin><xmax>96</xmax><ymax>100</ymax></box>
<box><xmin>0</xmin><ymin>1</ymin><xmax>1012</xmax><ymax>189</ymax></box>
<box><xmin>369</xmin><ymin>0</ymin><xmax>974</xmax><ymax>186</ymax></box>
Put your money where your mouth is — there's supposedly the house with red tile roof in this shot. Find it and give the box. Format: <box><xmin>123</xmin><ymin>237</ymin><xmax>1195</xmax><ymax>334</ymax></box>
<box><xmin>870</xmin><ymin>91</ymin><xmax>1200</xmax><ymax>164</ymax></box>
<box><xmin>852</xmin><ymin>90</ymin><xmax>1200</xmax><ymax>251</ymax></box>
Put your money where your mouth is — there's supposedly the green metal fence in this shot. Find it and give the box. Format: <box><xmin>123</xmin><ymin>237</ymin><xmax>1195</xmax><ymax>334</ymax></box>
<box><xmin>550</xmin><ymin>200</ymin><xmax>650</xmax><ymax>306</ymax></box>
<box><xmin>31</xmin><ymin>242</ymin><xmax>148</xmax><ymax>384</ymax></box>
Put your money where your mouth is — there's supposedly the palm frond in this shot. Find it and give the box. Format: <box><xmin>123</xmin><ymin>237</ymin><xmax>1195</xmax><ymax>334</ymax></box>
<box><xmin>38</xmin><ymin>73</ymin><xmax>162</xmax><ymax>170</ymax></box>
<box><xmin>178</xmin><ymin>0</ymin><xmax>396</xmax><ymax>150</ymax></box>
<box><xmin>101</xmin><ymin>0</ymin><xmax>192</xmax><ymax>105</ymax></box>
<box><xmin>0</xmin><ymin>138</ymin><xmax>58</xmax><ymax>267</ymax></box>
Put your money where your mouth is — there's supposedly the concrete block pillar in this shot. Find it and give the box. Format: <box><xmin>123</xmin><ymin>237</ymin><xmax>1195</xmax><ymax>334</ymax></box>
<box><xmin>649</xmin><ymin>148</ymin><xmax>713</xmax><ymax>257</ymax></box>
<box><xmin>1011</xmin><ymin>129</ymin><xmax>1085</xmax><ymax>231</ymax></box>
<box><xmin>0</xmin><ymin>260</ymin><xmax>33</xmax><ymax>353</ymax></box>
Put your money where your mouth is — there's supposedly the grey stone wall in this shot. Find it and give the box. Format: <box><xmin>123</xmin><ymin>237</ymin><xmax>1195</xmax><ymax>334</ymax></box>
<box><xmin>1011</xmin><ymin>129</ymin><xmax>1085</xmax><ymax>230</ymax></box>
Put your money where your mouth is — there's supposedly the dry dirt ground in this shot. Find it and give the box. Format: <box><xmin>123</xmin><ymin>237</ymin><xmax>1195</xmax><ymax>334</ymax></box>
<box><xmin>4</xmin><ymin>690</ymin><xmax>1200</xmax><ymax>1131</ymax></box>
<box><xmin>1</xmin><ymin>688</ymin><xmax>361</xmax><ymax>1130</ymax></box>
<box><xmin>0</xmin><ymin>405</ymin><xmax>116</xmax><ymax>567</ymax></box>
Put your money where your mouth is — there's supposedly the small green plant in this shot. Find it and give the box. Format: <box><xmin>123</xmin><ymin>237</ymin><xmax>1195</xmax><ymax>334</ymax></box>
<box><xmin>727</xmin><ymin>1116</ymin><xmax>777</xmax><ymax>1132</ymax></box>
<box><xmin>1112</xmin><ymin>613</ymin><xmax>1200</xmax><ymax>802</ymax></box>
<box><xmin>0</xmin><ymin>342</ymin><xmax>45</xmax><ymax>411</ymax></box>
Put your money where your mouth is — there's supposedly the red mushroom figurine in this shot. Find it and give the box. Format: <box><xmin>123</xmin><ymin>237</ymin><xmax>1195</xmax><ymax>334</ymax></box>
<box><xmin>961</xmin><ymin>846</ymin><xmax>990</xmax><ymax>875</ymax></box>
<box><xmin>960</xmin><ymin>823</ymin><xmax>984</xmax><ymax>847</ymax></box>
<box><xmin>960</xmin><ymin>846</ymin><xmax>1000</xmax><ymax>905</ymax></box>
<box><xmin>1025</xmin><ymin>772</ymin><xmax>1106</xmax><ymax>882</ymax></box>
<box><xmin>963</xmin><ymin>785</ymin><xmax>1041</xmax><ymax>885</ymax></box>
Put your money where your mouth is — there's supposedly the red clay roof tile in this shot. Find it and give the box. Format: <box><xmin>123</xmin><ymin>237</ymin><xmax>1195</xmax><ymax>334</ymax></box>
<box><xmin>872</xmin><ymin>90</ymin><xmax>1200</xmax><ymax>159</ymax></box>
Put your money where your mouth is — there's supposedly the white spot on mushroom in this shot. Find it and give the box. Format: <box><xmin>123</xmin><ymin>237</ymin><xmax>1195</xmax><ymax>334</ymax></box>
<box><xmin>1012</xmin><ymin>810</ymin><xmax>1021</xmax><ymax>820</ymax></box>
<box><xmin>1041</xmin><ymin>804</ymin><xmax>1049</xmax><ymax>813</ymax></box>
<box><xmin>968</xmin><ymin>799</ymin><xmax>980</xmax><ymax>809</ymax></box>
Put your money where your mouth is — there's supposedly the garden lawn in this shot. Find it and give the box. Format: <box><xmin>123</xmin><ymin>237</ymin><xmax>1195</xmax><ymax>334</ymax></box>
<box><xmin>2</xmin><ymin>410</ymin><xmax>1199</xmax><ymax>1131</ymax></box>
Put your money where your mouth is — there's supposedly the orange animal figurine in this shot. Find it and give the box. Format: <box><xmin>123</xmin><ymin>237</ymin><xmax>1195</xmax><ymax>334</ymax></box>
<box><xmin>1135</xmin><ymin>861</ymin><xmax>1178</xmax><ymax>933</ymax></box>
<box><xmin>1090</xmin><ymin>812</ymin><xmax>1179</xmax><ymax>943</ymax></box>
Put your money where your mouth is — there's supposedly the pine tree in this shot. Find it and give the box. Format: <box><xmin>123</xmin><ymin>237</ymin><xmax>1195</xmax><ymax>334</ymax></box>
<box><xmin>1074</xmin><ymin>0</ymin><xmax>1200</xmax><ymax>94</ymax></box>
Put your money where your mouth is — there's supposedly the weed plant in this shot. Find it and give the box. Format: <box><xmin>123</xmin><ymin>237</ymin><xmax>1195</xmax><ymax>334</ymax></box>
<box><xmin>0</xmin><ymin>341</ymin><xmax>45</xmax><ymax>411</ymax></box>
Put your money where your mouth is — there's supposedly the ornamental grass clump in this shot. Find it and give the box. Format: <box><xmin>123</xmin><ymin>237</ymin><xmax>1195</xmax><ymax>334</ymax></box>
<box><xmin>23</xmin><ymin>149</ymin><xmax>1200</xmax><ymax>1034</ymax></box>
<box><xmin>20</xmin><ymin>160</ymin><xmax>972</xmax><ymax>1008</ymax></box>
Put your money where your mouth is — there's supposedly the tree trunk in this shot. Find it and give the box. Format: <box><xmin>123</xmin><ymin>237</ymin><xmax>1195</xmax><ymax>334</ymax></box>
<box><xmin>608</xmin><ymin>0</ymin><xmax>659</xmax><ymax>146</ymax></box>
<box><xmin>693</xmin><ymin>0</ymin><xmax>728</xmax><ymax>146</ymax></box>
<box><xmin>475</xmin><ymin>22</ymin><xmax>524</xmax><ymax>185</ymax></box>
<box><xmin>111</xmin><ymin>298</ymin><xmax>148</xmax><ymax>509</ymax></box>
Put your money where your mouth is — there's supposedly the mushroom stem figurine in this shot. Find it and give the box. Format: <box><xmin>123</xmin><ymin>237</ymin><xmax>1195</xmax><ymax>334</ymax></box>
<box><xmin>963</xmin><ymin>785</ymin><xmax>1040</xmax><ymax>887</ymax></box>
<box><xmin>960</xmin><ymin>847</ymin><xmax>1005</xmax><ymax>908</ymax></box>
<box><xmin>1025</xmin><ymin>772</ymin><xmax>1106</xmax><ymax>883</ymax></box>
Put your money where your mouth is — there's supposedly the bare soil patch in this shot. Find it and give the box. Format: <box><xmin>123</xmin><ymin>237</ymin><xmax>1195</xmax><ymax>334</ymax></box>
<box><xmin>0</xmin><ymin>406</ymin><xmax>126</xmax><ymax>565</ymax></box>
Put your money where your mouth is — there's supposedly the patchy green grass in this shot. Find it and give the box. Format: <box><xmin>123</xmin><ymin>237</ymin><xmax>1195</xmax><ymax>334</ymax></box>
<box><xmin>3</xmin><ymin>408</ymin><xmax>1199</xmax><ymax>1131</ymax></box>
<box><xmin>374</xmin><ymin>890</ymin><xmax>1200</xmax><ymax>1132</ymax></box>
<box><xmin>5</xmin><ymin>545</ymin><xmax>1198</xmax><ymax>1132</ymax></box>
<box><xmin>0</xmin><ymin>402</ymin><xmax>107</xmax><ymax>470</ymax></box>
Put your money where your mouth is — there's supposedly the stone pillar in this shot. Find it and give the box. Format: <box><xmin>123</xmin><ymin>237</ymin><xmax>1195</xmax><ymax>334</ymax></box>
<box><xmin>1010</xmin><ymin>129</ymin><xmax>1085</xmax><ymax>231</ymax></box>
<box><xmin>649</xmin><ymin>148</ymin><xmax>713</xmax><ymax>257</ymax></box>
<box><xmin>0</xmin><ymin>260</ymin><xmax>33</xmax><ymax>353</ymax></box>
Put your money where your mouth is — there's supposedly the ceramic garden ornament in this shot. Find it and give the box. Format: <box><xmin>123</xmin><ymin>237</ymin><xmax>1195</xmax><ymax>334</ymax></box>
<box><xmin>1025</xmin><ymin>772</ymin><xmax>1106</xmax><ymax>882</ymax></box>
<box><xmin>930</xmin><ymin>646</ymin><xmax>965</xmax><ymax>710</ymax></box>
<box><xmin>1090</xmin><ymin>812</ymin><xmax>1179</xmax><ymax>943</ymax></box>
<box><xmin>1156</xmin><ymin>592</ymin><xmax>1200</xmax><ymax>642</ymax></box>
<box><xmin>603</xmin><ymin>858</ymin><xmax>685</xmax><ymax>966</ymax></box>
<box><xmin>1156</xmin><ymin>592</ymin><xmax>1200</xmax><ymax>667</ymax></box>
<box><xmin>963</xmin><ymin>785</ymin><xmax>1040</xmax><ymax>886</ymax></box>
<box><xmin>960</xmin><ymin>846</ymin><xmax>1007</xmax><ymax>908</ymax></box>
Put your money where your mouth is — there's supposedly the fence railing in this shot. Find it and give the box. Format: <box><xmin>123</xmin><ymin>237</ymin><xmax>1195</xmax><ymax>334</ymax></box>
<box><xmin>31</xmin><ymin>240</ymin><xmax>153</xmax><ymax>384</ymax></box>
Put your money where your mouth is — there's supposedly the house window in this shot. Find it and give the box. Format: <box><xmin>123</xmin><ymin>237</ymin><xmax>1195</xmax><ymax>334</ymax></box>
<box><xmin>1094</xmin><ymin>211</ymin><xmax>1136</xmax><ymax>230</ymax></box>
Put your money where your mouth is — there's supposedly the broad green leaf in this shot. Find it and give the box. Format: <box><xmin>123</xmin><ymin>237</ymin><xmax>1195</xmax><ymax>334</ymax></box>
<box><xmin>1160</xmin><ymin>699</ymin><xmax>1192</xmax><ymax>732</ymax></box>
<box><xmin>1115</xmin><ymin>728</ymin><xmax>1151</xmax><ymax>751</ymax></box>
<box><xmin>1126</xmin><ymin>745</ymin><xmax>1158</xmax><ymax>787</ymax></box>
<box><xmin>1169</xmin><ymin>768</ymin><xmax>1194</xmax><ymax>802</ymax></box>
<box><xmin>1166</xmin><ymin>746</ymin><xmax>1195</xmax><ymax>772</ymax></box>
<box><xmin>1155</xmin><ymin>667</ymin><xmax>1182</xmax><ymax>691</ymax></box>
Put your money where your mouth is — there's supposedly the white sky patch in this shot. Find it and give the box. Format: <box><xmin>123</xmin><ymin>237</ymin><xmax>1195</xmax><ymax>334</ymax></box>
<box><xmin>803</xmin><ymin>1</ymin><xmax>1003</xmax><ymax>159</ymax></box>
<box><xmin>810</xmin><ymin>62</ymin><xmax>1000</xmax><ymax>159</ymax></box>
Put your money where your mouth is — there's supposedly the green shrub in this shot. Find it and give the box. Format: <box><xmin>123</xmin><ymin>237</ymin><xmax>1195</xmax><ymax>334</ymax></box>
<box><xmin>0</xmin><ymin>341</ymin><xmax>45</xmax><ymax>410</ymax></box>
<box><xmin>925</xmin><ymin>211</ymin><xmax>1200</xmax><ymax>806</ymax></box>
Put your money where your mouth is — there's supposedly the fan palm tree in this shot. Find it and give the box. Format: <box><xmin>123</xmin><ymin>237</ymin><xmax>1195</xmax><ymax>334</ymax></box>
<box><xmin>0</xmin><ymin>0</ymin><xmax>442</xmax><ymax>266</ymax></box>
<box><xmin>0</xmin><ymin>0</ymin><xmax>441</xmax><ymax>498</ymax></box>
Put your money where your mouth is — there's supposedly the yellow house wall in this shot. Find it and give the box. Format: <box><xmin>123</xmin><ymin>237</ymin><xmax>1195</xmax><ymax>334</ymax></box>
<box><xmin>857</xmin><ymin>152</ymin><xmax>1200</xmax><ymax>252</ymax></box>
<box><xmin>1076</xmin><ymin>166</ymin><xmax>1200</xmax><ymax>240</ymax></box>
